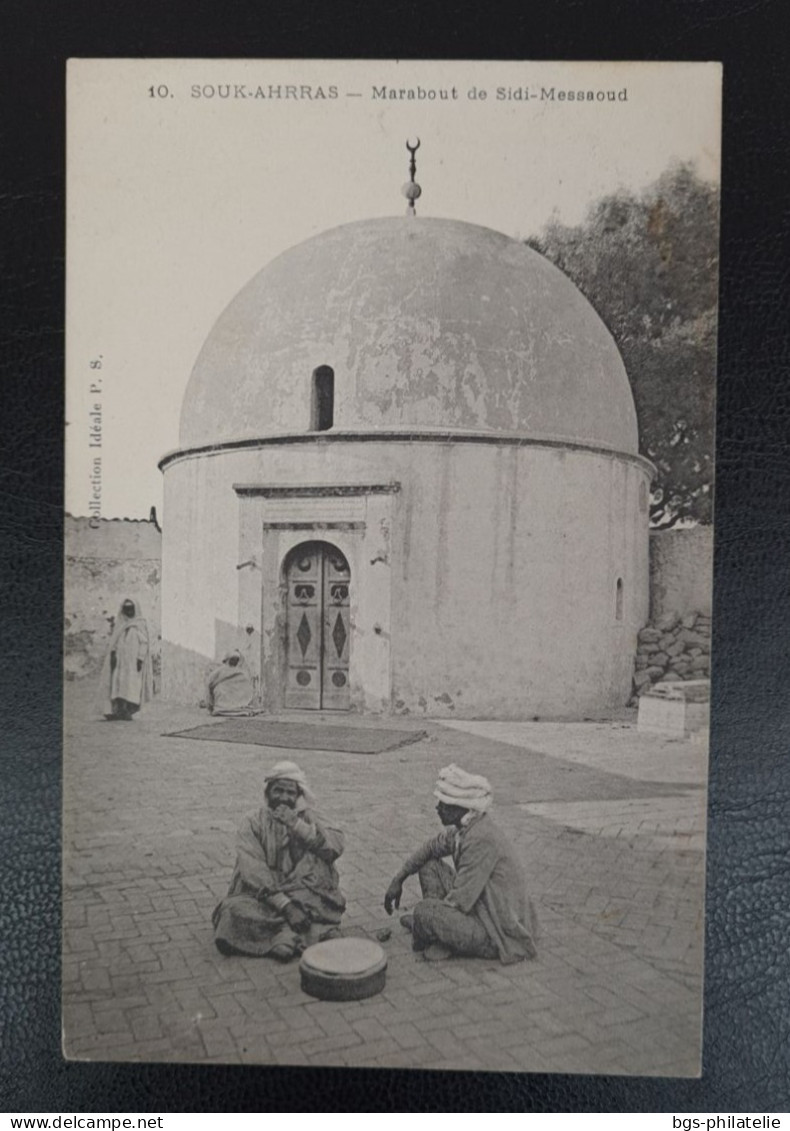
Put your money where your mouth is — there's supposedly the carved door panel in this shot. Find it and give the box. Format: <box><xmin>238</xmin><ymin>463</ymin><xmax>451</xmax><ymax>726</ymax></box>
<box><xmin>284</xmin><ymin>542</ymin><xmax>350</xmax><ymax>710</ymax></box>
<box><xmin>285</xmin><ymin>545</ymin><xmax>322</xmax><ymax>709</ymax></box>
<box><xmin>321</xmin><ymin>549</ymin><xmax>351</xmax><ymax>710</ymax></box>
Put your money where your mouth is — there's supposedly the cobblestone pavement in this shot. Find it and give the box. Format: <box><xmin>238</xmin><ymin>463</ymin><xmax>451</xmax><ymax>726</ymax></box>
<box><xmin>63</xmin><ymin>685</ymin><xmax>707</xmax><ymax>1075</ymax></box>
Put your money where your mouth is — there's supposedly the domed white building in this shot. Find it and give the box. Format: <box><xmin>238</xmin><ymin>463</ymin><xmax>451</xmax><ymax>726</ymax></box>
<box><xmin>160</xmin><ymin>215</ymin><xmax>652</xmax><ymax>717</ymax></box>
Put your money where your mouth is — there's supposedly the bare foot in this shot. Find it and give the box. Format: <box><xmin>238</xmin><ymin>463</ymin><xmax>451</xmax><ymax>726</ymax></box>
<box><xmin>423</xmin><ymin>943</ymin><xmax>453</xmax><ymax>962</ymax></box>
<box><xmin>270</xmin><ymin>943</ymin><xmax>297</xmax><ymax>963</ymax></box>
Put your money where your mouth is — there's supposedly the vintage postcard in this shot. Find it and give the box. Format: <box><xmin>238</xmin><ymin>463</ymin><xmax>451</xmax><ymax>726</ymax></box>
<box><xmin>64</xmin><ymin>58</ymin><xmax>721</xmax><ymax>1074</ymax></box>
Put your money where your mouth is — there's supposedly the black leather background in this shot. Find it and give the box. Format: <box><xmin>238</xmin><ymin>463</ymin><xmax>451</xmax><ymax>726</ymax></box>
<box><xmin>2</xmin><ymin>0</ymin><xmax>789</xmax><ymax>1112</ymax></box>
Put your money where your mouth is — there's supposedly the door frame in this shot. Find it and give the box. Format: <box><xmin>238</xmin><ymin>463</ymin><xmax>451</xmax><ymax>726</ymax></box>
<box><xmin>233</xmin><ymin>481</ymin><xmax>400</xmax><ymax>714</ymax></box>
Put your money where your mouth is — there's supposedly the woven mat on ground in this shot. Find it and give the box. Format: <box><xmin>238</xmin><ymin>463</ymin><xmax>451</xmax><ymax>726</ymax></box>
<box><xmin>164</xmin><ymin>718</ymin><xmax>427</xmax><ymax>755</ymax></box>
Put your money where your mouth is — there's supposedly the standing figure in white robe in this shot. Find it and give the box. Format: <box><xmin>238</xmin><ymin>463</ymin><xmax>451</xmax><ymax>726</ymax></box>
<box><xmin>99</xmin><ymin>598</ymin><xmax>153</xmax><ymax>721</ymax></box>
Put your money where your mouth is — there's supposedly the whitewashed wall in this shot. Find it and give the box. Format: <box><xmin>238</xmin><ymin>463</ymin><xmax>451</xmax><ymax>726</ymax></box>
<box><xmin>650</xmin><ymin>527</ymin><xmax>714</xmax><ymax>621</ymax></box>
<box><xmin>161</xmin><ymin>439</ymin><xmax>650</xmax><ymax>717</ymax></box>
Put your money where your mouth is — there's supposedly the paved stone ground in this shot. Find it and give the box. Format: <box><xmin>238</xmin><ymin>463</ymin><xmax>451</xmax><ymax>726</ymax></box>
<box><xmin>63</xmin><ymin>683</ymin><xmax>707</xmax><ymax>1075</ymax></box>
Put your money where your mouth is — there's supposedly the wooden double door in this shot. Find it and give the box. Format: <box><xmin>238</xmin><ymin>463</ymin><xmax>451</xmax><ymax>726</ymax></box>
<box><xmin>284</xmin><ymin>541</ymin><xmax>351</xmax><ymax>710</ymax></box>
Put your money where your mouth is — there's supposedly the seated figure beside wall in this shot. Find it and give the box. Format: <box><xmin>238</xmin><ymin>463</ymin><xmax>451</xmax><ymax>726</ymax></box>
<box><xmin>204</xmin><ymin>650</ymin><xmax>256</xmax><ymax>716</ymax></box>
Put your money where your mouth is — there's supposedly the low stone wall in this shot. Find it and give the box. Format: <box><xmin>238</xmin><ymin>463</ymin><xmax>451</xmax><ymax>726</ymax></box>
<box><xmin>64</xmin><ymin>516</ymin><xmax>162</xmax><ymax>686</ymax></box>
<box><xmin>630</xmin><ymin>610</ymin><xmax>711</xmax><ymax>704</ymax></box>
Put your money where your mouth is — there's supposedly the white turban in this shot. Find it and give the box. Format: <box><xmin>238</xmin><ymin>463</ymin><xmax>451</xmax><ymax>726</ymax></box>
<box><xmin>264</xmin><ymin>761</ymin><xmax>315</xmax><ymax>807</ymax></box>
<box><xmin>433</xmin><ymin>764</ymin><xmax>493</xmax><ymax>813</ymax></box>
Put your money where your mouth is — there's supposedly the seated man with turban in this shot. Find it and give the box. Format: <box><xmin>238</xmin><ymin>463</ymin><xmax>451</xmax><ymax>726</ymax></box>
<box><xmin>204</xmin><ymin>650</ymin><xmax>255</xmax><ymax>716</ymax></box>
<box><xmin>384</xmin><ymin>764</ymin><xmax>538</xmax><ymax>964</ymax></box>
<box><xmin>212</xmin><ymin>761</ymin><xmax>346</xmax><ymax>962</ymax></box>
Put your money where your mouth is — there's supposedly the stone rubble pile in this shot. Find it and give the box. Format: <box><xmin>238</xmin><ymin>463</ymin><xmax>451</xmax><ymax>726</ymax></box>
<box><xmin>630</xmin><ymin>610</ymin><xmax>711</xmax><ymax>705</ymax></box>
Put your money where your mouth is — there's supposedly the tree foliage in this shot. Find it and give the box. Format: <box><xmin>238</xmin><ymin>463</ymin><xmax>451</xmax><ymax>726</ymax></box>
<box><xmin>527</xmin><ymin>164</ymin><xmax>719</xmax><ymax>527</ymax></box>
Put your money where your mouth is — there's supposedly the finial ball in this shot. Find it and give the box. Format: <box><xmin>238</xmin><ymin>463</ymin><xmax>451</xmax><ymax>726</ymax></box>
<box><xmin>402</xmin><ymin>181</ymin><xmax>422</xmax><ymax>201</ymax></box>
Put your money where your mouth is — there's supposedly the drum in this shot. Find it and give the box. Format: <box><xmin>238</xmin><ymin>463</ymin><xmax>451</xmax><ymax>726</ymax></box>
<box><xmin>299</xmin><ymin>937</ymin><xmax>387</xmax><ymax>1002</ymax></box>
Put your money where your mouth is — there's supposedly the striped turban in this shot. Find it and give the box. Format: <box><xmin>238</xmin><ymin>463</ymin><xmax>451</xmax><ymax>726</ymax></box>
<box><xmin>433</xmin><ymin>764</ymin><xmax>493</xmax><ymax>813</ymax></box>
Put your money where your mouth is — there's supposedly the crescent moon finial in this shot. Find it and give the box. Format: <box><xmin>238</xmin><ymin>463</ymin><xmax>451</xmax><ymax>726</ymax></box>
<box><xmin>402</xmin><ymin>138</ymin><xmax>422</xmax><ymax>216</ymax></box>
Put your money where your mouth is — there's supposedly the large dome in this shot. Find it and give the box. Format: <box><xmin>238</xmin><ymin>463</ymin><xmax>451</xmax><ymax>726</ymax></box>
<box><xmin>179</xmin><ymin>217</ymin><xmax>638</xmax><ymax>453</ymax></box>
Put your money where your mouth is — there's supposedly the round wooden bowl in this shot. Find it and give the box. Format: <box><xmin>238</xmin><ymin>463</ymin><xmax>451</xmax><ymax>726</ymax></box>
<box><xmin>299</xmin><ymin>937</ymin><xmax>387</xmax><ymax>1002</ymax></box>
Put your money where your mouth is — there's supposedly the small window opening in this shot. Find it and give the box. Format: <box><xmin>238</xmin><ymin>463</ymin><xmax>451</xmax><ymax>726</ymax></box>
<box><xmin>615</xmin><ymin>577</ymin><xmax>624</xmax><ymax>621</ymax></box>
<box><xmin>312</xmin><ymin>366</ymin><xmax>334</xmax><ymax>431</ymax></box>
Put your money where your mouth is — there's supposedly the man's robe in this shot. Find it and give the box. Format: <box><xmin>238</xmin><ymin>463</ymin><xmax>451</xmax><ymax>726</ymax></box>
<box><xmin>212</xmin><ymin>805</ymin><xmax>345</xmax><ymax>956</ymax></box>
<box><xmin>99</xmin><ymin>613</ymin><xmax>153</xmax><ymax>717</ymax></box>
<box><xmin>405</xmin><ymin>813</ymin><xmax>537</xmax><ymax>964</ymax></box>
<box><xmin>206</xmin><ymin>661</ymin><xmax>255</xmax><ymax>714</ymax></box>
